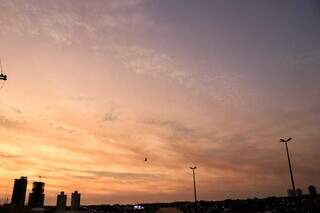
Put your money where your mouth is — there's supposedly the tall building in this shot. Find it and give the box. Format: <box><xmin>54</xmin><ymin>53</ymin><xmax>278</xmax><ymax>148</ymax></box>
<box><xmin>56</xmin><ymin>191</ymin><xmax>67</xmax><ymax>211</ymax></box>
<box><xmin>308</xmin><ymin>185</ymin><xmax>317</xmax><ymax>196</ymax></box>
<box><xmin>71</xmin><ymin>191</ymin><xmax>81</xmax><ymax>211</ymax></box>
<box><xmin>11</xmin><ymin>176</ymin><xmax>28</xmax><ymax>209</ymax></box>
<box><xmin>28</xmin><ymin>181</ymin><xmax>45</xmax><ymax>209</ymax></box>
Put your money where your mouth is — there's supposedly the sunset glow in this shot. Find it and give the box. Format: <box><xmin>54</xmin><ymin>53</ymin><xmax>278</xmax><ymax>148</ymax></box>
<box><xmin>0</xmin><ymin>0</ymin><xmax>319</xmax><ymax>205</ymax></box>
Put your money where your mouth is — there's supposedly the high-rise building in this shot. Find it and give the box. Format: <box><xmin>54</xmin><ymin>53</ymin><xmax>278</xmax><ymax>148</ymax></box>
<box><xmin>28</xmin><ymin>181</ymin><xmax>45</xmax><ymax>208</ymax></box>
<box><xmin>308</xmin><ymin>185</ymin><xmax>317</xmax><ymax>196</ymax></box>
<box><xmin>71</xmin><ymin>191</ymin><xmax>81</xmax><ymax>211</ymax></box>
<box><xmin>56</xmin><ymin>191</ymin><xmax>67</xmax><ymax>211</ymax></box>
<box><xmin>11</xmin><ymin>176</ymin><xmax>28</xmax><ymax>209</ymax></box>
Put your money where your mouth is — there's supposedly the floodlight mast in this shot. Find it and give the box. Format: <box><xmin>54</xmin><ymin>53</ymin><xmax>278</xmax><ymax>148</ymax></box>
<box><xmin>280</xmin><ymin>137</ymin><xmax>296</xmax><ymax>196</ymax></box>
<box><xmin>190</xmin><ymin>166</ymin><xmax>197</xmax><ymax>203</ymax></box>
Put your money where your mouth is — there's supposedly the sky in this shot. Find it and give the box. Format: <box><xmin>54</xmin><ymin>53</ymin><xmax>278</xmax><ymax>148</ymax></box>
<box><xmin>0</xmin><ymin>0</ymin><xmax>320</xmax><ymax>205</ymax></box>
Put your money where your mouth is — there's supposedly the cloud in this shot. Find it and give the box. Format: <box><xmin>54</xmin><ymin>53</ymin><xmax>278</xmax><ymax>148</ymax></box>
<box><xmin>141</xmin><ymin>113</ymin><xmax>320</xmax><ymax>192</ymax></box>
<box><xmin>54</xmin><ymin>125</ymin><xmax>78</xmax><ymax>135</ymax></box>
<box><xmin>69</xmin><ymin>96</ymin><xmax>97</xmax><ymax>102</ymax></box>
<box><xmin>82</xmin><ymin>170</ymin><xmax>166</xmax><ymax>181</ymax></box>
<box><xmin>113</xmin><ymin>45</ymin><xmax>187</xmax><ymax>83</ymax></box>
<box><xmin>38</xmin><ymin>166</ymin><xmax>161</xmax><ymax>181</ymax></box>
<box><xmin>0</xmin><ymin>0</ymin><xmax>151</xmax><ymax>44</ymax></box>
<box><xmin>104</xmin><ymin>107</ymin><xmax>118</xmax><ymax>122</ymax></box>
<box><xmin>0</xmin><ymin>0</ymin><xmax>248</xmax><ymax>105</ymax></box>
<box><xmin>0</xmin><ymin>152</ymin><xmax>19</xmax><ymax>158</ymax></box>
<box><xmin>0</xmin><ymin>0</ymin><xmax>188</xmax><ymax>82</ymax></box>
<box><xmin>283</xmin><ymin>48</ymin><xmax>320</xmax><ymax>67</ymax></box>
<box><xmin>0</xmin><ymin>114</ymin><xmax>20</xmax><ymax>128</ymax></box>
<box><xmin>144</xmin><ymin>118</ymin><xmax>195</xmax><ymax>136</ymax></box>
<box><xmin>11</xmin><ymin>107</ymin><xmax>22</xmax><ymax>114</ymax></box>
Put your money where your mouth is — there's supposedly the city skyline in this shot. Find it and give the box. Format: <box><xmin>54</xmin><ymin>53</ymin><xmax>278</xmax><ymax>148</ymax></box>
<box><xmin>0</xmin><ymin>0</ymin><xmax>320</xmax><ymax>205</ymax></box>
<box><xmin>2</xmin><ymin>176</ymin><xmax>319</xmax><ymax>207</ymax></box>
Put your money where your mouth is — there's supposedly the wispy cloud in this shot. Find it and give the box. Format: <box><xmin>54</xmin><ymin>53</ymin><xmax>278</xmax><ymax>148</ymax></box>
<box><xmin>81</xmin><ymin>169</ymin><xmax>166</xmax><ymax>181</ymax></box>
<box><xmin>0</xmin><ymin>114</ymin><xmax>20</xmax><ymax>128</ymax></box>
<box><xmin>0</xmin><ymin>0</ymin><xmax>151</xmax><ymax>43</ymax></box>
<box><xmin>0</xmin><ymin>152</ymin><xmax>19</xmax><ymax>159</ymax></box>
<box><xmin>113</xmin><ymin>45</ymin><xmax>187</xmax><ymax>82</ymax></box>
<box><xmin>103</xmin><ymin>107</ymin><xmax>119</xmax><ymax>122</ymax></box>
<box><xmin>283</xmin><ymin>48</ymin><xmax>320</xmax><ymax>67</ymax></box>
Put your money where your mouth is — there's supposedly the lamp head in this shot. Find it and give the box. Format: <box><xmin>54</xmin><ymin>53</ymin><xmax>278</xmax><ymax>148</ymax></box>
<box><xmin>280</xmin><ymin>137</ymin><xmax>292</xmax><ymax>143</ymax></box>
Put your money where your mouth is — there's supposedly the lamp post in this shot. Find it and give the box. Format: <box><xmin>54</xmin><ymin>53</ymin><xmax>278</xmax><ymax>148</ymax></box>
<box><xmin>280</xmin><ymin>137</ymin><xmax>296</xmax><ymax>196</ymax></box>
<box><xmin>190</xmin><ymin>166</ymin><xmax>197</xmax><ymax>204</ymax></box>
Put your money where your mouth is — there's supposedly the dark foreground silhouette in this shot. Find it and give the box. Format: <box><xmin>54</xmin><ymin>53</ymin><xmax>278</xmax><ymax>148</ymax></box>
<box><xmin>1</xmin><ymin>194</ymin><xmax>319</xmax><ymax>213</ymax></box>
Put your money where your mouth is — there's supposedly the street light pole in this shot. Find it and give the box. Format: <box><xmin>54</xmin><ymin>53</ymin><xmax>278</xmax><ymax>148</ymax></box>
<box><xmin>280</xmin><ymin>137</ymin><xmax>296</xmax><ymax>196</ymax></box>
<box><xmin>190</xmin><ymin>166</ymin><xmax>197</xmax><ymax>203</ymax></box>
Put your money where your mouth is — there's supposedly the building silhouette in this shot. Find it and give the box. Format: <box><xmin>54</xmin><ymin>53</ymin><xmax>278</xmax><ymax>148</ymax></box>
<box><xmin>296</xmin><ymin>188</ymin><xmax>303</xmax><ymax>197</ymax></box>
<box><xmin>71</xmin><ymin>191</ymin><xmax>81</xmax><ymax>211</ymax></box>
<box><xmin>28</xmin><ymin>181</ymin><xmax>45</xmax><ymax>209</ymax></box>
<box><xmin>308</xmin><ymin>185</ymin><xmax>317</xmax><ymax>196</ymax></box>
<box><xmin>287</xmin><ymin>189</ymin><xmax>295</xmax><ymax>197</ymax></box>
<box><xmin>56</xmin><ymin>191</ymin><xmax>67</xmax><ymax>211</ymax></box>
<box><xmin>10</xmin><ymin>176</ymin><xmax>27</xmax><ymax>209</ymax></box>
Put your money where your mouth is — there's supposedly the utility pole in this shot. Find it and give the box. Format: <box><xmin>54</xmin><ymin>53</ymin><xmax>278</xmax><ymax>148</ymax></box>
<box><xmin>280</xmin><ymin>137</ymin><xmax>296</xmax><ymax>196</ymax></box>
<box><xmin>190</xmin><ymin>166</ymin><xmax>197</xmax><ymax>208</ymax></box>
